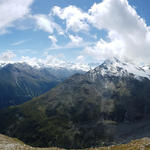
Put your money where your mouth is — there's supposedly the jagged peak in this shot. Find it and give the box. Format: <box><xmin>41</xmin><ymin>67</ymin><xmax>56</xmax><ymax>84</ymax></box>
<box><xmin>102</xmin><ymin>57</ymin><xmax>121</xmax><ymax>65</ymax></box>
<box><xmin>88</xmin><ymin>57</ymin><xmax>150</xmax><ymax>80</ymax></box>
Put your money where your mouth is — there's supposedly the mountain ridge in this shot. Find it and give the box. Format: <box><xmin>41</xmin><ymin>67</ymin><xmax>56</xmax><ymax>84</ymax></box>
<box><xmin>0</xmin><ymin>62</ymin><xmax>84</xmax><ymax>109</ymax></box>
<box><xmin>1</xmin><ymin>57</ymin><xmax>150</xmax><ymax>79</ymax></box>
<box><xmin>0</xmin><ymin>60</ymin><xmax>97</xmax><ymax>72</ymax></box>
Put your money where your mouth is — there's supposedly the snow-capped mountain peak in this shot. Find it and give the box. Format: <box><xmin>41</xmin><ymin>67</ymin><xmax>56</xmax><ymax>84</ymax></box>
<box><xmin>89</xmin><ymin>57</ymin><xmax>150</xmax><ymax>80</ymax></box>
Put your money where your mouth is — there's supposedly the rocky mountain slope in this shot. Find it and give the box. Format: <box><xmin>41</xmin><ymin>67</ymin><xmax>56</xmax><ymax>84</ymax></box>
<box><xmin>0</xmin><ymin>134</ymin><xmax>64</xmax><ymax>150</ymax></box>
<box><xmin>1</xmin><ymin>134</ymin><xmax>150</xmax><ymax>150</ymax></box>
<box><xmin>1</xmin><ymin>58</ymin><xmax>150</xmax><ymax>148</ymax></box>
<box><xmin>0</xmin><ymin>62</ymin><xmax>83</xmax><ymax>108</ymax></box>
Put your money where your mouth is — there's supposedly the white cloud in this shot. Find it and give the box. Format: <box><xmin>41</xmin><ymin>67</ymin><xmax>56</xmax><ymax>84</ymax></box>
<box><xmin>88</xmin><ymin>0</ymin><xmax>146</xmax><ymax>32</ymax></box>
<box><xmin>12</xmin><ymin>40</ymin><xmax>28</xmax><ymax>46</ymax></box>
<box><xmin>46</xmin><ymin>34</ymin><xmax>93</xmax><ymax>51</ymax></box>
<box><xmin>48</xmin><ymin>35</ymin><xmax>58</xmax><ymax>46</ymax></box>
<box><xmin>84</xmin><ymin>0</ymin><xmax>150</xmax><ymax>63</ymax></box>
<box><xmin>84</xmin><ymin>38</ymin><xmax>125</xmax><ymax>61</ymax></box>
<box><xmin>0</xmin><ymin>0</ymin><xmax>34</xmax><ymax>34</ymax></box>
<box><xmin>33</xmin><ymin>14</ymin><xmax>64</xmax><ymax>35</ymax></box>
<box><xmin>68</xmin><ymin>34</ymin><xmax>83</xmax><ymax>46</ymax></box>
<box><xmin>20</xmin><ymin>55</ymin><xmax>67</xmax><ymax>68</ymax></box>
<box><xmin>76</xmin><ymin>55</ymin><xmax>84</xmax><ymax>61</ymax></box>
<box><xmin>44</xmin><ymin>55</ymin><xmax>67</xmax><ymax>68</ymax></box>
<box><xmin>1</xmin><ymin>0</ymin><xmax>150</xmax><ymax>65</ymax></box>
<box><xmin>0</xmin><ymin>51</ymin><xmax>16</xmax><ymax>61</ymax></box>
<box><xmin>52</xmin><ymin>0</ymin><xmax>150</xmax><ymax>64</ymax></box>
<box><xmin>76</xmin><ymin>55</ymin><xmax>86</xmax><ymax>64</ymax></box>
<box><xmin>20</xmin><ymin>55</ymin><xmax>90</xmax><ymax>71</ymax></box>
<box><xmin>21</xmin><ymin>56</ymin><xmax>42</xmax><ymax>67</ymax></box>
<box><xmin>52</xmin><ymin>6</ymin><xmax>89</xmax><ymax>32</ymax></box>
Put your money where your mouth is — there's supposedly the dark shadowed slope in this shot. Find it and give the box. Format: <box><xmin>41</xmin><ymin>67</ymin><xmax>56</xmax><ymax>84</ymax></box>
<box><xmin>0</xmin><ymin>63</ymin><xmax>84</xmax><ymax>108</ymax></box>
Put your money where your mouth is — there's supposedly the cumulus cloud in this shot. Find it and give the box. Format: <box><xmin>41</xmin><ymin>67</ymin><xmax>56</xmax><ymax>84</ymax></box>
<box><xmin>0</xmin><ymin>0</ymin><xmax>34</xmax><ymax>34</ymax></box>
<box><xmin>84</xmin><ymin>0</ymin><xmax>150</xmax><ymax>63</ymax></box>
<box><xmin>52</xmin><ymin>0</ymin><xmax>150</xmax><ymax>64</ymax></box>
<box><xmin>52</xmin><ymin>6</ymin><xmax>89</xmax><ymax>32</ymax></box>
<box><xmin>84</xmin><ymin>38</ymin><xmax>125</xmax><ymax>61</ymax></box>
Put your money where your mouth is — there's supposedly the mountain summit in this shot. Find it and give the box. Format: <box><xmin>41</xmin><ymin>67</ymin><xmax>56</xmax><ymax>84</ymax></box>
<box><xmin>89</xmin><ymin>57</ymin><xmax>150</xmax><ymax>80</ymax></box>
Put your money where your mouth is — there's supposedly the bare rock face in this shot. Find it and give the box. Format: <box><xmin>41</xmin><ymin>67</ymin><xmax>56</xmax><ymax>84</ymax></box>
<box><xmin>0</xmin><ymin>134</ymin><xmax>31</xmax><ymax>150</ymax></box>
<box><xmin>1</xmin><ymin>134</ymin><xmax>150</xmax><ymax>150</ymax></box>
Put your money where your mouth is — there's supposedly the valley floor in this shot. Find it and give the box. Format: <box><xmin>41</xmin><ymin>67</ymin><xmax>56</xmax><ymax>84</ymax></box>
<box><xmin>1</xmin><ymin>134</ymin><xmax>150</xmax><ymax>150</ymax></box>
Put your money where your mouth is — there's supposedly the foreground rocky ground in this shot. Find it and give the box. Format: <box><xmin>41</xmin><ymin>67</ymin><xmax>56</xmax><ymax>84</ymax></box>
<box><xmin>0</xmin><ymin>134</ymin><xmax>64</xmax><ymax>150</ymax></box>
<box><xmin>1</xmin><ymin>134</ymin><xmax>150</xmax><ymax>150</ymax></box>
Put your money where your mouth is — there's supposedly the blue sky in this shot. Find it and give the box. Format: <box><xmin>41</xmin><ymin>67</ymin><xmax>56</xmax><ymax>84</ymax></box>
<box><xmin>0</xmin><ymin>0</ymin><xmax>150</xmax><ymax>69</ymax></box>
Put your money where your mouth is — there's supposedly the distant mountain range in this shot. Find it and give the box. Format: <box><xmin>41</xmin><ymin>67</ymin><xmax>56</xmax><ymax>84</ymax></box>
<box><xmin>0</xmin><ymin>60</ymin><xmax>99</xmax><ymax>72</ymax></box>
<box><xmin>0</xmin><ymin>62</ymin><xmax>84</xmax><ymax>109</ymax></box>
<box><xmin>1</xmin><ymin>58</ymin><xmax>150</xmax><ymax>148</ymax></box>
